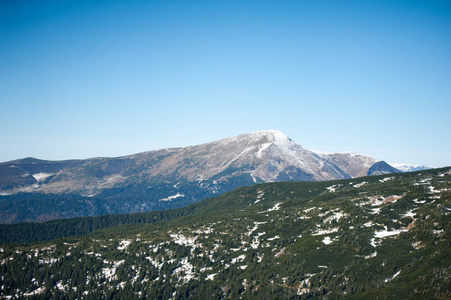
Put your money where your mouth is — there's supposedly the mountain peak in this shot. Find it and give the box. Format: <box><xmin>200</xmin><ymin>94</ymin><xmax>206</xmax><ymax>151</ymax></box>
<box><xmin>250</xmin><ymin>129</ymin><xmax>288</xmax><ymax>138</ymax></box>
<box><xmin>214</xmin><ymin>130</ymin><xmax>295</xmax><ymax>153</ymax></box>
<box><xmin>254</xmin><ymin>129</ymin><xmax>291</xmax><ymax>142</ymax></box>
<box><xmin>244</xmin><ymin>130</ymin><xmax>295</xmax><ymax>149</ymax></box>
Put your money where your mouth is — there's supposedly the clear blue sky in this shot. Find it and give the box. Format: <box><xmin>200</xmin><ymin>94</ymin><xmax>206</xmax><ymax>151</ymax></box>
<box><xmin>1</xmin><ymin>0</ymin><xmax>450</xmax><ymax>167</ymax></box>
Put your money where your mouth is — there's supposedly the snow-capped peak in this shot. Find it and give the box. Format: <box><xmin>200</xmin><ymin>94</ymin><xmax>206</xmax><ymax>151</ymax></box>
<box><xmin>247</xmin><ymin>129</ymin><xmax>290</xmax><ymax>141</ymax></box>
<box><xmin>389</xmin><ymin>163</ymin><xmax>433</xmax><ymax>172</ymax></box>
<box><xmin>252</xmin><ymin>130</ymin><xmax>295</xmax><ymax>149</ymax></box>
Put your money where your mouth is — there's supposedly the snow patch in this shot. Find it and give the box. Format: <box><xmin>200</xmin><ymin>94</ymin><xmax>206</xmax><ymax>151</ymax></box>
<box><xmin>260</xmin><ymin>202</ymin><xmax>282</xmax><ymax>213</ymax></box>
<box><xmin>371</xmin><ymin>226</ymin><xmax>409</xmax><ymax>247</ymax></box>
<box><xmin>379</xmin><ymin>176</ymin><xmax>395</xmax><ymax>183</ymax></box>
<box><xmin>267</xmin><ymin>235</ymin><xmax>280</xmax><ymax>241</ymax></box>
<box><xmin>102</xmin><ymin>260</ymin><xmax>125</xmax><ymax>281</ymax></box>
<box><xmin>369</xmin><ymin>207</ymin><xmax>382</xmax><ymax>214</ymax></box>
<box><xmin>322</xmin><ymin>210</ymin><xmax>347</xmax><ymax>223</ymax></box>
<box><xmin>173</xmin><ymin>257</ymin><xmax>195</xmax><ymax>283</ymax></box>
<box><xmin>23</xmin><ymin>287</ymin><xmax>46</xmax><ymax>296</ymax></box>
<box><xmin>431</xmin><ymin>229</ymin><xmax>444</xmax><ymax>236</ymax></box>
<box><xmin>254</xmin><ymin>190</ymin><xmax>264</xmax><ymax>204</ymax></box>
<box><xmin>231</xmin><ymin>254</ymin><xmax>246</xmax><ymax>264</ymax></box>
<box><xmin>250</xmin><ymin>172</ymin><xmax>258</xmax><ymax>183</ymax></box>
<box><xmin>326</xmin><ymin>185</ymin><xmax>339</xmax><ymax>192</ymax></box>
<box><xmin>146</xmin><ymin>256</ymin><xmax>164</xmax><ymax>269</ymax></box>
<box><xmin>170</xmin><ymin>233</ymin><xmax>198</xmax><ymax>247</ymax></box>
<box><xmin>160</xmin><ymin>193</ymin><xmax>185</xmax><ymax>202</ymax></box>
<box><xmin>413</xmin><ymin>199</ymin><xmax>426</xmax><ymax>204</ymax></box>
<box><xmin>363</xmin><ymin>221</ymin><xmax>374</xmax><ymax>227</ymax></box>
<box><xmin>411</xmin><ymin>241</ymin><xmax>424</xmax><ymax>250</ymax></box>
<box><xmin>368</xmin><ymin>194</ymin><xmax>405</xmax><ymax>206</ymax></box>
<box><xmin>297</xmin><ymin>274</ymin><xmax>316</xmax><ymax>295</ymax></box>
<box><xmin>38</xmin><ymin>258</ymin><xmax>58</xmax><ymax>265</ymax></box>
<box><xmin>384</xmin><ymin>270</ymin><xmax>401</xmax><ymax>282</ymax></box>
<box><xmin>245</xmin><ymin>221</ymin><xmax>267</xmax><ymax>237</ymax></box>
<box><xmin>322</xmin><ymin>236</ymin><xmax>337</xmax><ymax>245</ymax></box>
<box><xmin>32</xmin><ymin>173</ymin><xmax>53</xmax><ymax>182</ymax></box>
<box><xmin>375</xmin><ymin>227</ymin><xmax>408</xmax><ymax>238</ymax></box>
<box><xmin>256</xmin><ymin>142</ymin><xmax>272</xmax><ymax>158</ymax></box>
<box><xmin>117</xmin><ymin>240</ymin><xmax>131</xmax><ymax>251</ymax></box>
<box><xmin>312</xmin><ymin>227</ymin><xmax>339</xmax><ymax>236</ymax></box>
<box><xmin>353</xmin><ymin>181</ymin><xmax>367</xmax><ymax>188</ymax></box>
<box><xmin>250</xmin><ymin>232</ymin><xmax>266</xmax><ymax>249</ymax></box>
<box><xmin>274</xmin><ymin>248</ymin><xmax>286</xmax><ymax>258</ymax></box>
<box><xmin>303</xmin><ymin>207</ymin><xmax>317</xmax><ymax>213</ymax></box>
<box><xmin>402</xmin><ymin>210</ymin><xmax>417</xmax><ymax>218</ymax></box>
<box><xmin>364</xmin><ymin>251</ymin><xmax>378</xmax><ymax>259</ymax></box>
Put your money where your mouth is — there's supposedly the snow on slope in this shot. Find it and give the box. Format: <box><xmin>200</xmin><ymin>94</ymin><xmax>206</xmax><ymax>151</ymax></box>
<box><xmin>389</xmin><ymin>163</ymin><xmax>433</xmax><ymax>172</ymax></box>
<box><xmin>244</xmin><ymin>130</ymin><xmax>351</xmax><ymax>181</ymax></box>
<box><xmin>173</xmin><ymin>130</ymin><xmax>350</xmax><ymax>182</ymax></box>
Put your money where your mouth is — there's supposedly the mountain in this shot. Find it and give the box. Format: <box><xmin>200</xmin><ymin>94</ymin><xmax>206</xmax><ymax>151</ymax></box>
<box><xmin>389</xmin><ymin>163</ymin><xmax>433</xmax><ymax>173</ymax></box>
<box><xmin>315</xmin><ymin>151</ymin><xmax>379</xmax><ymax>178</ymax></box>
<box><xmin>0</xmin><ymin>167</ymin><xmax>450</xmax><ymax>299</ymax></box>
<box><xmin>0</xmin><ymin>130</ymin><xmax>351</xmax><ymax>193</ymax></box>
<box><xmin>0</xmin><ymin>130</ymin><xmax>400</xmax><ymax>223</ymax></box>
<box><xmin>367</xmin><ymin>161</ymin><xmax>401</xmax><ymax>175</ymax></box>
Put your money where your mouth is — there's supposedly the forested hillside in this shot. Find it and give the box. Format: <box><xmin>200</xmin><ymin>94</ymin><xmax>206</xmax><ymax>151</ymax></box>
<box><xmin>0</xmin><ymin>167</ymin><xmax>450</xmax><ymax>299</ymax></box>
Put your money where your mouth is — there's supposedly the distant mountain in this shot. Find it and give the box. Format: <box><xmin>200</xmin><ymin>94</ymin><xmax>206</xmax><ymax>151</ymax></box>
<box><xmin>0</xmin><ymin>130</ymin><xmax>402</xmax><ymax>223</ymax></box>
<box><xmin>389</xmin><ymin>163</ymin><xmax>433</xmax><ymax>172</ymax></box>
<box><xmin>367</xmin><ymin>161</ymin><xmax>401</xmax><ymax>175</ymax></box>
<box><xmin>314</xmin><ymin>151</ymin><xmax>378</xmax><ymax>178</ymax></box>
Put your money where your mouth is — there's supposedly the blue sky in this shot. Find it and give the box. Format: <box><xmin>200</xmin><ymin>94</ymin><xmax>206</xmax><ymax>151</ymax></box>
<box><xmin>1</xmin><ymin>0</ymin><xmax>450</xmax><ymax>167</ymax></box>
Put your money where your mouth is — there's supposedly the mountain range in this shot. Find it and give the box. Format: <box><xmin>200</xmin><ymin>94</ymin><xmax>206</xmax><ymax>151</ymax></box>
<box><xmin>389</xmin><ymin>163</ymin><xmax>435</xmax><ymax>173</ymax></box>
<box><xmin>0</xmin><ymin>130</ymin><xmax>431</xmax><ymax>223</ymax></box>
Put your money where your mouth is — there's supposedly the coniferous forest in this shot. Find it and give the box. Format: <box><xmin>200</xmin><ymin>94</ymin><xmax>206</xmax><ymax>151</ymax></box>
<box><xmin>0</xmin><ymin>167</ymin><xmax>450</xmax><ymax>299</ymax></box>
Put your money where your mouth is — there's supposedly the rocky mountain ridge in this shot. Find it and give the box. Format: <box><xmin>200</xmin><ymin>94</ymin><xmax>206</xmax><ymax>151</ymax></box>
<box><xmin>0</xmin><ymin>130</ymin><xmax>404</xmax><ymax>223</ymax></box>
<box><xmin>0</xmin><ymin>130</ymin><xmax>391</xmax><ymax>195</ymax></box>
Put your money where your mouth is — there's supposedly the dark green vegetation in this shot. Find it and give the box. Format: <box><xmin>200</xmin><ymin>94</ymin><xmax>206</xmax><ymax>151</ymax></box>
<box><xmin>0</xmin><ymin>178</ymin><xmax>246</xmax><ymax>224</ymax></box>
<box><xmin>1</xmin><ymin>167</ymin><xmax>450</xmax><ymax>299</ymax></box>
<box><xmin>0</xmin><ymin>206</ymin><xmax>196</xmax><ymax>245</ymax></box>
<box><xmin>0</xmin><ymin>161</ymin><xmax>258</xmax><ymax>224</ymax></box>
<box><xmin>0</xmin><ymin>177</ymin><xmax>257</xmax><ymax>244</ymax></box>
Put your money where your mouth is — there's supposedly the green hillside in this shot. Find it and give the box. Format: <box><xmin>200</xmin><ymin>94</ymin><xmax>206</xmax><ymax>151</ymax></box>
<box><xmin>1</xmin><ymin>167</ymin><xmax>450</xmax><ymax>299</ymax></box>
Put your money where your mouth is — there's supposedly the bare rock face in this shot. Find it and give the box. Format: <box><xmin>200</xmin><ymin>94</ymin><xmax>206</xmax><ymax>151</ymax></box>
<box><xmin>319</xmin><ymin>152</ymin><xmax>378</xmax><ymax>178</ymax></box>
<box><xmin>0</xmin><ymin>130</ymin><xmax>400</xmax><ymax>222</ymax></box>
<box><xmin>163</xmin><ymin>130</ymin><xmax>351</xmax><ymax>183</ymax></box>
